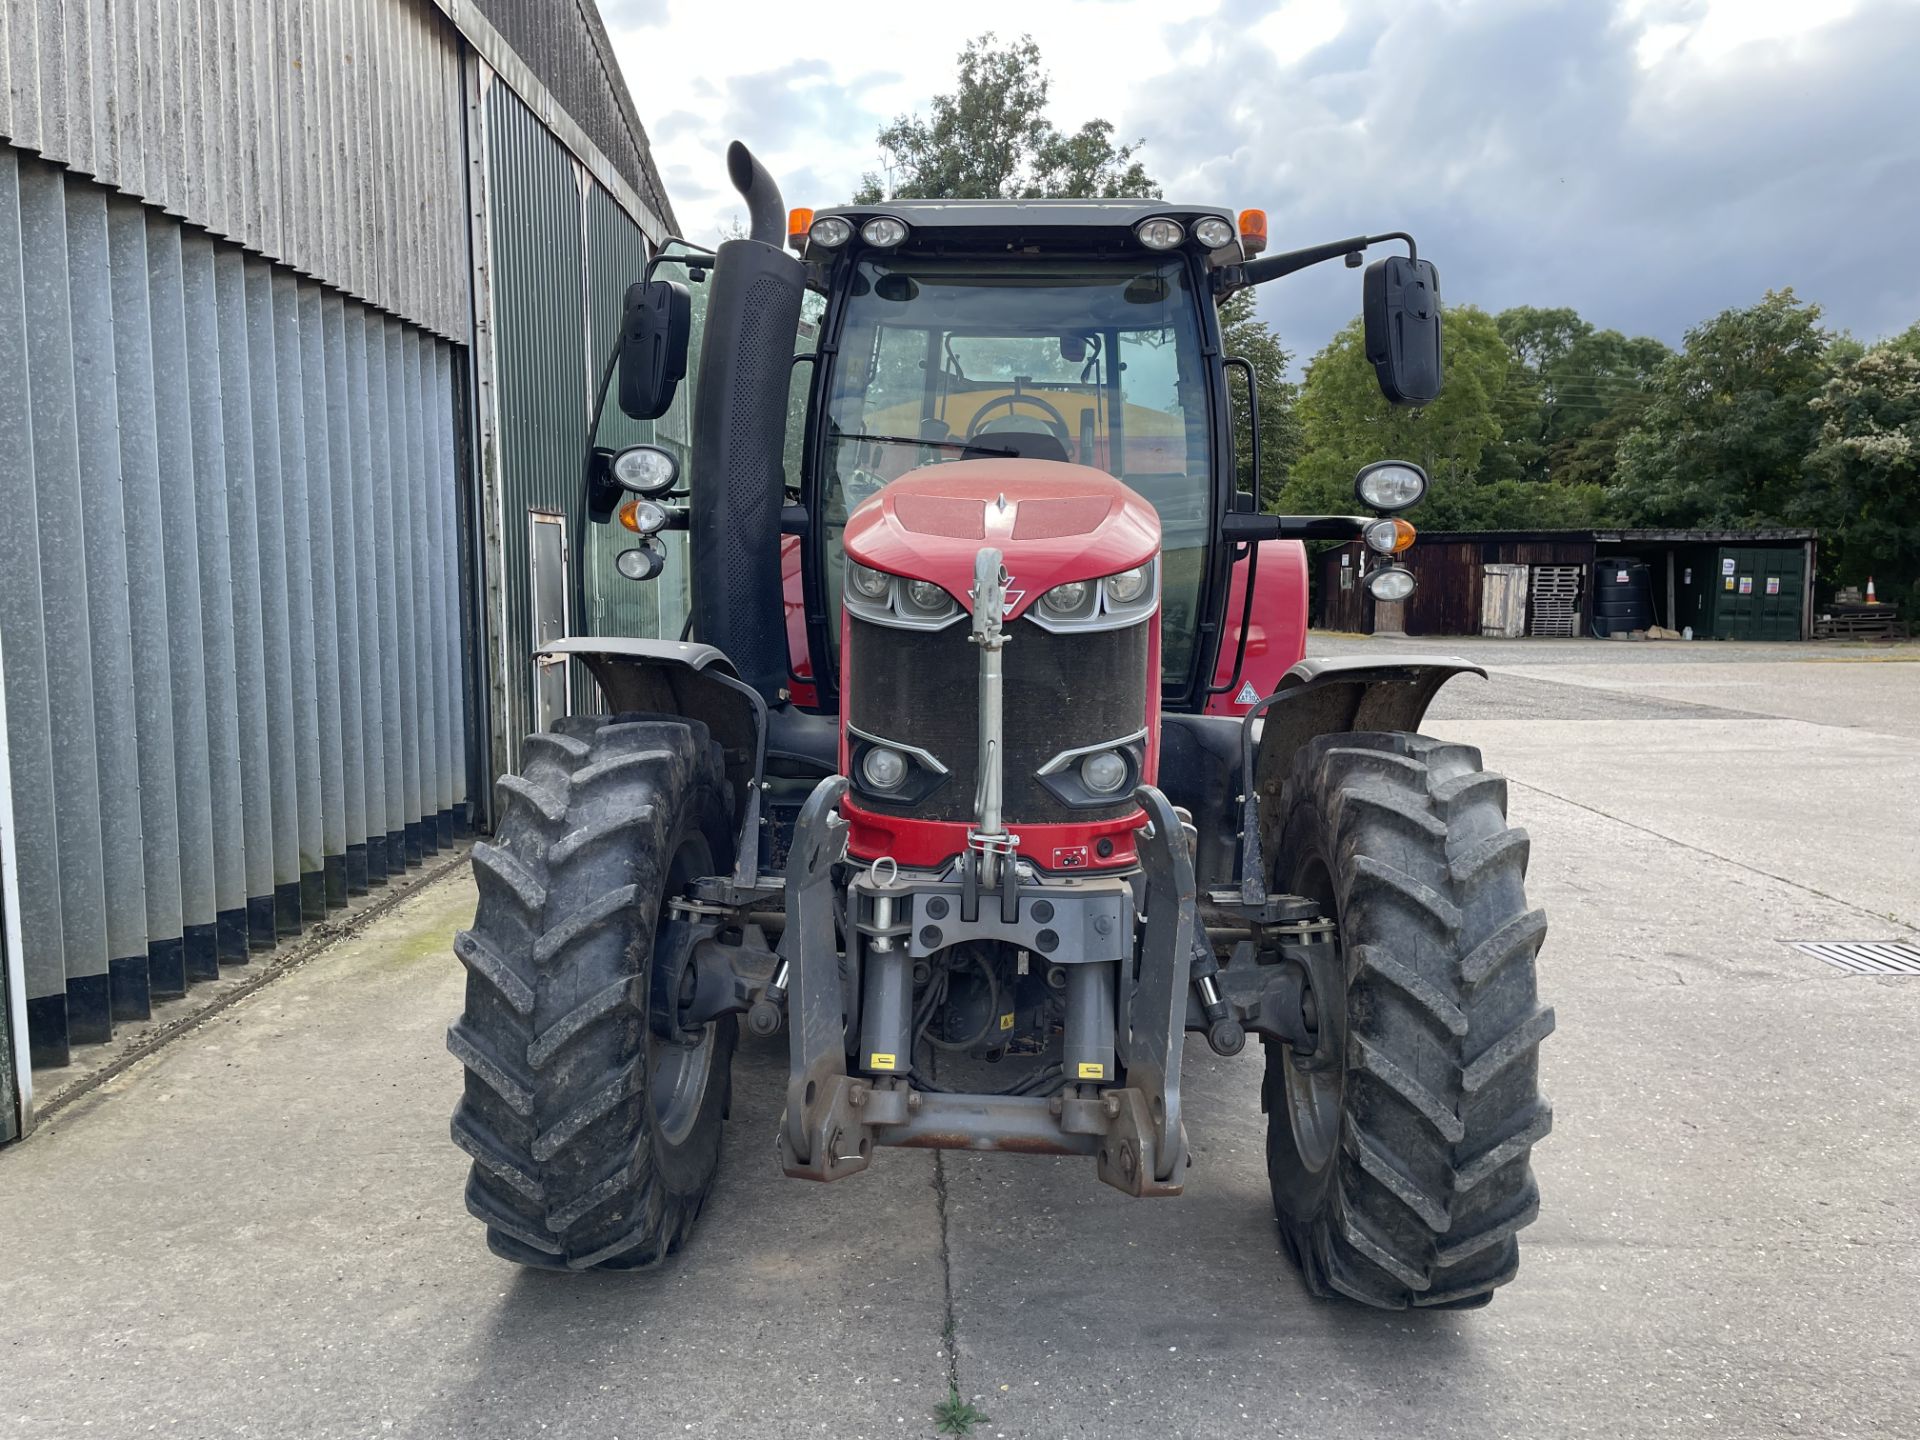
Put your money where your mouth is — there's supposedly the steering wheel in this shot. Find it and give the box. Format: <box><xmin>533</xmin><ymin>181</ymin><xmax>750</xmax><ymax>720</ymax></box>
<box><xmin>965</xmin><ymin>392</ymin><xmax>1071</xmax><ymax>443</ymax></box>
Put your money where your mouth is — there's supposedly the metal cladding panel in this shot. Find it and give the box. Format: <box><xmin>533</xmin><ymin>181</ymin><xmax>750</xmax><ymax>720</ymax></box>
<box><xmin>1</xmin><ymin>156</ymin><xmax>468</xmax><ymax>1072</ymax></box>
<box><xmin>105</xmin><ymin>198</ymin><xmax>186</xmax><ymax>964</ymax></box>
<box><xmin>0</xmin><ymin>0</ymin><xmax>469</xmax><ymax>340</ymax></box>
<box><xmin>484</xmin><ymin>78</ymin><xmax>589</xmax><ymax>763</ymax></box>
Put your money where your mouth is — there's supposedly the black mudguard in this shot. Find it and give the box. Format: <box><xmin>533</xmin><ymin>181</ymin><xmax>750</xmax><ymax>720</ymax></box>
<box><xmin>1235</xmin><ymin>656</ymin><xmax>1486</xmax><ymax>904</ymax></box>
<box><xmin>540</xmin><ymin>638</ymin><xmax>768</xmax><ymax>885</ymax></box>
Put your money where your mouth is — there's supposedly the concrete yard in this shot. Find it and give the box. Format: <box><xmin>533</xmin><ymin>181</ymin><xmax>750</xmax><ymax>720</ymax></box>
<box><xmin>2</xmin><ymin>636</ymin><xmax>1916</xmax><ymax>1439</ymax></box>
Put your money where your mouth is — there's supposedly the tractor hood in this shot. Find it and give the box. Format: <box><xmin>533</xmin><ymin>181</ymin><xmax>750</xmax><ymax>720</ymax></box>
<box><xmin>842</xmin><ymin>462</ymin><xmax>1161</xmax><ymax>619</ymax></box>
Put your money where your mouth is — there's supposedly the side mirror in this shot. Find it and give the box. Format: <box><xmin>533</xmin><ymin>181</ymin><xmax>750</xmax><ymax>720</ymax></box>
<box><xmin>617</xmin><ymin>278</ymin><xmax>691</xmax><ymax>420</ymax></box>
<box><xmin>1363</xmin><ymin>256</ymin><xmax>1442</xmax><ymax>407</ymax></box>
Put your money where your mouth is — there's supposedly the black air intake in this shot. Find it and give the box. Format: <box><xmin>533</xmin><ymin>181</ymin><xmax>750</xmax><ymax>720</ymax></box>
<box><xmin>688</xmin><ymin>148</ymin><xmax>805</xmax><ymax>701</ymax></box>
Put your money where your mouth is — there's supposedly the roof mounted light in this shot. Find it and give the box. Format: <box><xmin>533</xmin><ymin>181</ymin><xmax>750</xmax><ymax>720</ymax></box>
<box><xmin>809</xmin><ymin>214</ymin><xmax>853</xmax><ymax>249</ymax></box>
<box><xmin>1238</xmin><ymin>208</ymin><xmax>1268</xmax><ymax>257</ymax></box>
<box><xmin>1193</xmin><ymin>216</ymin><xmax>1235</xmax><ymax>250</ymax></box>
<box><xmin>860</xmin><ymin>216</ymin><xmax>909</xmax><ymax>248</ymax></box>
<box><xmin>787</xmin><ymin>207</ymin><xmax>814</xmax><ymax>253</ymax></box>
<box><xmin>1135</xmin><ymin>217</ymin><xmax>1184</xmax><ymax>251</ymax></box>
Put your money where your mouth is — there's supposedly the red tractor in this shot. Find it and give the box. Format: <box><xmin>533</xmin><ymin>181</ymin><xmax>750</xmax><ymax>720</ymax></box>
<box><xmin>448</xmin><ymin>145</ymin><xmax>1552</xmax><ymax>1308</ymax></box>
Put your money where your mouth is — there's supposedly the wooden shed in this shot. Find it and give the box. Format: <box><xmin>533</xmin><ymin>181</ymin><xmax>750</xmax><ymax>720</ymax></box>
<box><xmin>1315</xmin><ymin>528</ymin><xmax>1819</xmax><ymax>640</ymax></box>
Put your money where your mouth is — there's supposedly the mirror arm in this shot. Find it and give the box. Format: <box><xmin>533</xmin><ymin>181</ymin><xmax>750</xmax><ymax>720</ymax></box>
<box><xmin>1233</xmin><ymin>231</ymin><xmax>1417</xmax><ymax>289</ymax></box>
<box><xmin>1222</xmin><ymin>513</ymin><xmax>1372</xmax><ymax>542</ymax></box>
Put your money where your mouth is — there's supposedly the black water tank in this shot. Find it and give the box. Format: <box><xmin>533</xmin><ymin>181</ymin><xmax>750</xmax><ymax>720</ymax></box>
<box><xmin>1593</xmin><ymin>559</ymin><xmax>1655</xmax><ymax>637</ymax></box>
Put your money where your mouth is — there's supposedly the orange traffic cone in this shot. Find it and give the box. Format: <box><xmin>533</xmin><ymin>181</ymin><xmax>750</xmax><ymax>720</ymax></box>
<box><xmin>1866</xmin><ymin>576</ymin><xmax>1879</xmax><ymax>605</ymax></box>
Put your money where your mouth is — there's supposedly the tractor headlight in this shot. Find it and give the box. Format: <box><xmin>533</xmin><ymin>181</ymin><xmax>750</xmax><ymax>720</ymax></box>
<box><xmin>1354</xmin><ymin>460</ymin><xmax>1429</xmax><ymax>513</ymax></box>
<box><xmin>901</xmin><ymin>578</ymin><xmax>956</xmax><ymax>619</ymax></box>
<box><xmin>860</xmin><ymin>216</ymin><xmax>909</xmax><ymax>248</ymax></box>
<box><xmin>1365</xmin><ymin>565</ymin><xmax>1416</xmax><ymax>602</ymax></box>
<box><xmin>861</xmin><ymin>745</ymin><xmax>908</xmax><ymax>792</ymax></box>
<box><xmin>809</xmin><ymin>215</ymin><xmax>854</xmax><ymax>248</ymax></box>
<box><xmin>1104</xmin><ymin>565</ymin><xmax>1151</xmax><ymax>604</ymax></box>
<box><xmin>1135</xmin><ymin>218</ymin><xmax>1184</xmax><ymax>250</ymax></box>
<box><xmin>1039</xmin><ymin>579</ymin><xmax>1096</xmax><ymax>620</ymax></box>
<box><xmin>1080</xmin><ymin>751</ymin><xmax>1128</xmax><ymax>795</ymax></box>
<box><xmin>848</xmin><ymin>562</ymin><xmax>892</xmax><ymax>600</ymax></box>
<box><xmin>1193</xmin><ymin>216</ymin><xmax>1235</xmax><ymax>249</ymax></box>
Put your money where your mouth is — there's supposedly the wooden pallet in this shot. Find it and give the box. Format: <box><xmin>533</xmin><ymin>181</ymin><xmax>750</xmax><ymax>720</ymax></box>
<box><xmin>1813</xmin><ymin>606</ymin><xmax>1907</xmax><ymax>639</ymax></box>
<box><xmin>1528</xmin><ymin>565</ymin><xmax>1584</xmax><ymax>637</ymax></box>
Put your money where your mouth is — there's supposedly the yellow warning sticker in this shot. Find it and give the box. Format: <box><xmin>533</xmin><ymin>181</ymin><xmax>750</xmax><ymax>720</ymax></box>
<box><xmin>869</xmin><ymin>1053</ymin><xmax>897</xmax><ymax>1071</ymax></box>
<box><xmin>998</xmin><ymin>1013</ymin><xmax>1015</xmax><ymax>1031</ymax></box>
<box><xmin>1077</xmin><ymin>1062</ymin><xmax>1106</xmax><ymax>1080</ymax></box>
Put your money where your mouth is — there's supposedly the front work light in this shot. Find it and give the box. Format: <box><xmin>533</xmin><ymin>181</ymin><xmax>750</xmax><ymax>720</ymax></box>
<box><xmin>1104</xmin><ymin>565</ymin><xmax>1151</xmax><ymax>604</ymax></box>
<box><xmin>615</xmin><ymin>540</ymin><xmax>666</xmax><ymax>582</ymax></box>
<box><xmin>861</xmin><ymin>216</ymin><xmax>909</xmax><ymax>248</ymax></box>
<box><xmin>809</xmin><ymin>214</ymin><xmax>854</xmax><ymax>248</ymax></box>
<box><xmin>1193</xmin><ymin>216</ymin><xmax>1235</xmax><ymax>250</ymax></box>
<box><xmin>612</xmin><ymin>444</ymin><xmax>679</xmax><ymax>496</ymax></box>
<box><xmin>1365</xmin><ymin>565</ymin><xmax>1416</xmax><ymax>602</ymax></box>
<box><xmin>1354</xmin><ymin>460</ymin><xmax>1429</xmax><ymax>513</ymax></box>
<box><xmin>1135</xmin><ymin>218</ymin><xmax>1184</xmax><ymax>251</ymax></box>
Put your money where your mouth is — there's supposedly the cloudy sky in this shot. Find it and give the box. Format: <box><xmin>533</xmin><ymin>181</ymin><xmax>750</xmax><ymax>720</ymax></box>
<box><xmin>603</xmin><ymin>0</ymin><xmax>1920</xmax><ymax>366</ymax></box>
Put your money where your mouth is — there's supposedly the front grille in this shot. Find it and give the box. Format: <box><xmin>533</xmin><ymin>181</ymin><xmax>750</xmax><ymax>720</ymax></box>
<box><xmin>846</xmin><ymin>614</ymin><xmax>1149</xmax><ymax>825</ymax></box>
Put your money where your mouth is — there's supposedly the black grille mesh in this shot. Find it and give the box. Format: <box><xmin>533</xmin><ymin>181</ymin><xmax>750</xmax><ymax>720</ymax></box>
<box><xmin>847</xmin><ymin>615</ymin><xmax>1149</xmax><ymax>824</ymax></box>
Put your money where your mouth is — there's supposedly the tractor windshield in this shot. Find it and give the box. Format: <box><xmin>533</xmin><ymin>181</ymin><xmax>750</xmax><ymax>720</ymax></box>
<box><xmin>821</xmin><ymin>255</ymin><xmax>1215</xmax><ymax>680</ymax></box>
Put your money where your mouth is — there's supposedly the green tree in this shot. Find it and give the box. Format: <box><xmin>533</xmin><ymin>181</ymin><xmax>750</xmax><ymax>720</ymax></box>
<box><xmin>1218</xmin><ymin>290</ymin><xmax>1302</xmax><ymax>508</ymax></box>
<box><xmin>1614</xmin><ymin>289</ymin><xmax>1833</xmax><ymax>525</ymax></box>
<box><xmin>854</xmin><ymin>34</ymin><xmax>1156</xmax><ymax>202</ymax></box>
<box><xmin>1800</xmin><ymin>337</ymin><xmax>1920</xmax><ymax>610</ymax></box>
<box><xmin>1484</xmin><ymin>306</ymin><xmax>1669</xmax><ymax>487</ymax></box>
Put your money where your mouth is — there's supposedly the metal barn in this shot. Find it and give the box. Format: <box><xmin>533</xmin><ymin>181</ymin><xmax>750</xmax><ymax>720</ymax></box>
<box><xmin>1</xmin><ymin>0</ymin><xmax>681</xmax><ymax>1140</ymax></box>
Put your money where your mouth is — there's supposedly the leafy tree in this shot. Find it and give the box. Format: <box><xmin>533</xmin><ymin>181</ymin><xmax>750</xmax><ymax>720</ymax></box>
<box><xmin>1800</xmin><ymin>338</ymin><xmax>1920</xmax><ymax>610</ymax></box>
<box><xmin>1218</xmin><ymin>290</ymin><xmax>1302</xmax><ymax>508</ymax></box>
<box><xmin>1614</xmin><ymin>289</ymin><xmax>1832</xmax><ymax>525</ymax></box>
<box><xmin>854</xmin><ymin>35</ymin><xmax>1156</xmax><ymax>203</ymax></box>
<box><xmin>1484</xmin><ymin>306</ymin><xmax>1669</xmax><ymax>487</ymax></box>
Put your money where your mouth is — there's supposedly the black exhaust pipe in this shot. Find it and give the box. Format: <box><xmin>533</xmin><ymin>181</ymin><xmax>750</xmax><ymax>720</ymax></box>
<box><xmin>689</xmin><ymin>143</ymin><xmax>806</xmax><ymax>702</ymax></box>
<box><xmin>726</xmin><ymin>141</ymin><xmax>787</xmax><ymax>247</ymax></box>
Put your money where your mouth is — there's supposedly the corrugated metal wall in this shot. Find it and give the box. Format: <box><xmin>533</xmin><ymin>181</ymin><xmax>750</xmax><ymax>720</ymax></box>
<box><xmin>477</xmin><ymin>77</ymin><xmax>684</xmax><ymax>774</ymax></box>
<box><xmin>0</xmin><ymin>0</ymin><xmax>469</xmax><ymax>341</ymax></box>
<box><xmin>0</xmin><ymin>153</ymin><xmax>469</xmax><ymax>1066</ymax></box>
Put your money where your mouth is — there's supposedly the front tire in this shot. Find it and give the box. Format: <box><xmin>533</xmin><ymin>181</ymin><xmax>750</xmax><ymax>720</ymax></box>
<box><xmin>1263</xmin><ymin>732</ymin><xmax>1553</xmax><ymax>1308</ymax></box>
<box><xmin>448</xmin><ymin>715</ymin><xmax>736</xmax><ymax>1270</ymax></box>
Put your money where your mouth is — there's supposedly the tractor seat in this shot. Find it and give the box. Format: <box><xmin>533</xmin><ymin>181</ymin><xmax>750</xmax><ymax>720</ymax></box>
<box><xmin>963</xmin><ymin>430</ymin><xmax>1069</xmax><ymax>464</ymax></box>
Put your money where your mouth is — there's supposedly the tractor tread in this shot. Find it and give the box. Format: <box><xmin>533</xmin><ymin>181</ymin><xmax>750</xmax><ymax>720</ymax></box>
<box><xmin>1265</xmin><ymin>729</ymin><xmax>1551</xmax><ymax>1310</ymax></box>
<box><xmin>446</xmin><ymin>714</ymin><xmax>734</xmax><ymax>1271</ymax></box>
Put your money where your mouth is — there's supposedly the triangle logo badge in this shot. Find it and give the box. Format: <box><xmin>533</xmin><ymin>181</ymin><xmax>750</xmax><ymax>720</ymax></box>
<box><xmin>1235</xmin><ymin>681</ymin><xmax>1261</xmax><ymax>706</ymax></box>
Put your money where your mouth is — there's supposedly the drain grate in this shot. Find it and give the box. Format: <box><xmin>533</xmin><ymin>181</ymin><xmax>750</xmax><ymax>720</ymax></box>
<box><xmin>1789</xmin><ymin>941</ymin><xmax>1920</xmax><ymax>975</ymax></box>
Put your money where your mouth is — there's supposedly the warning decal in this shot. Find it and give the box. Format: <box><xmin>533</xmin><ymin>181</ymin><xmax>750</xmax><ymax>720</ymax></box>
<box><xmin>1235</xmin><ymin>681</ymin><xmax>1260</xmax><ymax>705</ymax></box>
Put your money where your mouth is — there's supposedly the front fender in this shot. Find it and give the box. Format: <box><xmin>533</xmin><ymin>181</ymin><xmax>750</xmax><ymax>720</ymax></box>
<box><xmin>540</xmin><ymin>638</ymin><xmax>767</xmax><ymax>885</ymax></box>
<box><xmin>1234</xmin><ymin>656</ymin><xmax>1486</xmax><ymax>903</ymax></box>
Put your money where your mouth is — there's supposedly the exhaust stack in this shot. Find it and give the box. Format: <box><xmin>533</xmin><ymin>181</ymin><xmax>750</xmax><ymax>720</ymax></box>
<box><xmin>688</xmin><ymin>143</ymin><xmax>805</xmax><ymax>701</ymax></box>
